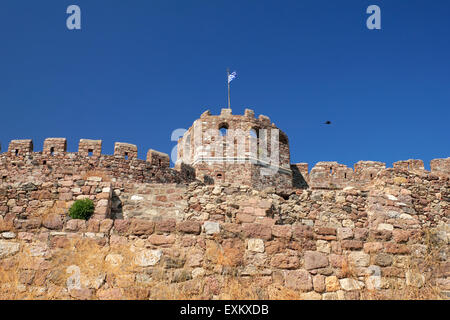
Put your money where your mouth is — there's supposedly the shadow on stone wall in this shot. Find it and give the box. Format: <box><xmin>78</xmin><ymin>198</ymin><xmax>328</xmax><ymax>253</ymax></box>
<box><xmin>291</xmin><ymin>166</ymin><xmax>308</xmax><ymax>189</ymax></box>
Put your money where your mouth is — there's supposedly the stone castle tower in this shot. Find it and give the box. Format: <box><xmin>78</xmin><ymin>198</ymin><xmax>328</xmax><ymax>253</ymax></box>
<box><xmin>175</xmin><ymin>108</ymin><xmax>293</xmax><ymax>189</ymax></box>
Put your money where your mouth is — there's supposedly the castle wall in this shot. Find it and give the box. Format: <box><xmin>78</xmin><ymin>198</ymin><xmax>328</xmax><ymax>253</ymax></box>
<box><xmin>292</xmin><ymin>158</ymin><xmax>450</xmax><ymax>190</ymax></box>
<box><xmin>0</xmin><ymin>138</ymin><xmax>196</xmax><ymax>185</ymax></box>
<box><xmin>0</xmin><ymin>167</ymin><xmax>448</xmax><ymax>299</ymax></box>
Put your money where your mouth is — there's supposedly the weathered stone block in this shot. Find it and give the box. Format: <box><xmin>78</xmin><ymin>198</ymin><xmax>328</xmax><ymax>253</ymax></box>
<box><xmin>271</xmin><ymin>225</ymin><xmax>292</xmax><ymax>239</ymax></box>
<box><xmin>242</xmin><ymin>223</ymin><xmax>272</xmax><ymax>240</ymax></box>
<box><xmin>270</xmin><ymin>254</ymin><xmax>300</xmax><ymax>269</ymax></box>
<box><xmin>304</xmin><ymin>251</ymin><xmax>329</xmax><ymax>270</ymax></box>
<box><xmin>203</xmin><ymin>221</ymin><xmax>220</xmax><ymax>235</ymax></box>
<box><xmin>341</xmin><ymin>240</ymin><xmax>363</xmax><ymax>250</ymax></box>
<box><xmin>177</xmin><ymin>221</ymin><xmax>201</xmax><ymax>234</ymax></box>
<box><xmin>134</xmin><ymin>249</ymin><xmax>162</xmax><ymax>267</ymax></box>
<box><xmin>285</xmin><ymin>270</ymin><xmax>313</xmax><ymax>292</ymax></box>
<box><xmin>130</xmin><ymin>219</ymin><xmax>154</xmax><ymax>235</ymax></box>
<box><xmin>247</xmin><ymin>238</ymin><xmax>265</xmax><ymax>253</ymax></box>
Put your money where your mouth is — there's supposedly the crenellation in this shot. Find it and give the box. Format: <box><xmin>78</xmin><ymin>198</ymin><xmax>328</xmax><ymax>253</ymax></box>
<box><xmin>393</xmin><ymin>159</ymin><xmax>425</xmax><ymax>172</ymax></box>
<box><xmin>0</xmin><ymin>139</ymin><xmax>195</xmax><ymax>186</ymax></box>
<box><xmin>244</xmin><ymin>108</ymin><xmax>255</xmax><ymax>118</ymax></box>
<box><xmin>220</xmin><ymin>108</ymin><xmax>232</xmax><ymax>117</ymax></box>
<box><xmin>430</xmin><ymin>157</ymin><xmax>450</xmax><ymax>176</ymax></box>
<box><xmin>114</xmin><ymin>142</ymin><xmax>138</xmax><ymax>160</ymax></box>
<box><xmin>147</xmin><ymin>149</ymin><xmax>170</xmax><ymax>168</ymax></box>
<box><xmin>79</xmin><ymin>139</ymin><xmax>102</xmax><ymax>157</ymax></box>
<box><xmin>309</xmin><ymin>162</ymin><xmax>354</xmax><ymax>189</ymax></box>
<box><xmin>0</xmin><ymin>135</ymin><xmax>446</xmax><ymax>192</ymax></box>
<box><xmin>354</xmin><ymin>160</ymin><xmax>386</xmax><ymax>181</ymax></box>
<box><xmin>43</xmin><ymin>138</ymin><xmax>67</xmax><ymax>156</ymax></box>
<box><xmin>8</xmin><ymin>139</ymin><xmax>33</xmax><ymax>156</ymax></box>
<box><xmin>258</xmin><ymin>114</ymin><xmax>271</xmax><ymax>125</ymax></box>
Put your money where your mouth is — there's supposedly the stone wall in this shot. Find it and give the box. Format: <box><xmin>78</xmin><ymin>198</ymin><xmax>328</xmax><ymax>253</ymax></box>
<box><xmin>0</xmin><ymin>166</ymin><xmax>448</xmax><ymax>299</ymax></box>
<box><xmin>292</xmin><ymin>158</ymin><xmax>450</xmax><ymax>190</ymax></box>
<box><xmin>0</xmin><ymin>138</ymin><xmax>196</xmax><ymax>185</ymax></box>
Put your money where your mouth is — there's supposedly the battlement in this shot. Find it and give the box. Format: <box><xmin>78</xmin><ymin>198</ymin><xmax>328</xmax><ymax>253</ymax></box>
<box><xmin>198</xmin><ymin>108</ymin><xmax>274</xmax><ymax>127</ymax></box>
<box><xmin>147</xmin><ymin>149</ymin><xmax>170</xmax><ymax>168</ymax></box>
<box><xmin>292</xmin><ymin>158</ymin><xmax>450</xmax><ymax>189</ymax></box>
<box><xmin>1</xmin><ymin>138</ymin><xmax>161</xmax><ymax>161</ymax></box>
<box><xmin>8</xmin><ymin>139</ymin><xmax>33</xmax><ymax>156</ymax></box>
<box><xmin>43</xmin><ymin>138</ymin><xmax>67</xmax><ymax>156</ymax></box>
<box><xmin>79</xmin><ymin>139</ymin><xmax>102</xmax><ymax>157</ymax></box>
<box><xmin>114</xmin><ymin>142</ymin><xmax>138</xmax><ymax>160</ymax></box>
<box><xmin>0</xmin><ymin>138</ymin><xmax>195</xmax><ymax>185</ymax></box>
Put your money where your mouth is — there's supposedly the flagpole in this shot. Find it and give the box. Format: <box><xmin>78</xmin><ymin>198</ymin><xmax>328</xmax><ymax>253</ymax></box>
<box><xmin>227</xmin><ymin>68</ymin><xmax>231</xmax><ymax>109</ymax></box>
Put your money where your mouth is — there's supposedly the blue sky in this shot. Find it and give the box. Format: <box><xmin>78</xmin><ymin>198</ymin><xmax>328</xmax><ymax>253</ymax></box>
<box><xmin>0</xmin><ymin>0</ymin><xmax>449</xmax><ymax>170</ymax></box>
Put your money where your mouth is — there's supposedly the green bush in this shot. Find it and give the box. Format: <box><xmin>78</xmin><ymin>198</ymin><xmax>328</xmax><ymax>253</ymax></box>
<box><xmin>69</xmin><ymin>199</ymin><xmax>95</xmax><ymax>220</ymax></box>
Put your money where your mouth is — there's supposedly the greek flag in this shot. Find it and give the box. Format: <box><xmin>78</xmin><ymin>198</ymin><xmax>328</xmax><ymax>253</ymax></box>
<box><xmin>228</xmin><ymin>71</ymin><xmax>237</xmax><ymax>83</ymax></box>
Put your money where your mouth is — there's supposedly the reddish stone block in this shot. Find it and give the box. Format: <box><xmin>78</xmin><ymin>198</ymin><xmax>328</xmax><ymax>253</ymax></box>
<box><xmin>292</xmin><ymin>224</ymin><xmax>314</xmax><ymax>240</ymax></box>
<box><xmin>87</xmin><ymin>219</ymin><xmax>100</xmax><ymax>233</ymax></box>
<box><xmin>236</xmin><ymin>213</ymin><xmax>255</xmax><ymax>223</ymax></box>
<box><xmin>354</xmin><ymin>228</ymin><xmax>369</xmax><ymax>240</ymax></box>
<box><xmin>315</xmin><ymin>227</ymin><xmax>337</xmax><ymax>236</ymax></box>
<box><xmin>221</xmin><ymin>223</ymin><xmax>242</xmax><ymax>236</ymax></box>
<box><xmin>285</xmin><ymin>270</ymin><xmax>313</xmax><ymax>292</ymax></box>
<box><xmin>258</xmin><ymin>217</ymin><xmax>276</xmax><ymax>226</ymax></box>
<box><xmin>155</xmin><ymin>219</ymin><xmax>176</xmax><ymax>233</ymax></box>
<box><xmin>113</xmin><ymin>219</ymin><xmax>130</xmax><ymax>234</ymax></box>
<box><xmin>329</xmin><ymin>254</ymin><xmax>344</xmax><ymax>268</ymax></box>
<box><xmin>393</xmin><ymin>229</ymin><xmax>410</xmax><ymax>243</ymax></box>
<box><xmin>155</xmin><ymin>195</ymin><xmax>167</xmax><ymax>202</ymax></box>
<box><xmin>265</xmin><ymin>240</ymin><xmax>286</xmax><ymax>255</ymax></box>
<box><xmin>176</xmin><ymin>221</ymin><xmax>201</xmax><ymax>234</ymax></box>
<box><xmin>313</xmin><ymin>274</ymin><xmax>326</xmax><ymax>293</ymax></box>
<box><xmin>341</xmin><ymin>240</ymin><xmax>363</xmax><ymax>250</ymax></box>
<box><xmin>65</xmin><ymin>219</ymin><xmax>86</xmax><ymax>232</ymax></box>
<box><xmin>315</xmin><ymin>235</ymin><xmax>337</xmax><ymax>241</ymax></box>
<box><xmin>270</xmin><ymin>254</ymin><xmax>300</xmax><ymax>269</ymax></box>
<box><xmin>272</xmin><ymin>225</ymin><xmax>292</xmax><ymax>239</ymax></box>
<box><xmin>385</xmin><ymin>242</ymin><xmax>410</xmax><ymax>254</ymax></box>
<box><xmin>242</xmin><ymin>223</ymin><xmax>272</xmax><ymax>240</ymax></box>
<box><xmin>130</xmin><ymin>219</ymin><xmax>155</xmax><ymax>235</ymax></box>
<box><xmin>254</xmin><ymin>208</ymin><xmax>266</xmax><ymax>216</ymax></box>
<box><xmin>304</xmin><ymin>251</ymin><xmax>329</xmax><ymax>270</ymax></box>
<box><xmin>363</xmin><ymin>242</ymin><xmax>383</xmax><ymax>253</ymax></box>
<box><xmin>99</xmin><ymin>219</ymin><xmax>114</xmax><ymax>233</ymax></box>
<box><xmin>96</xmin><ymin>192</ymin><xmax>110</xmax><ymax>200</ymax></box>
<box><xmin>59</xmin><ymin>193</ymin><xmax>73</xmax><ymax>201</ymax></box>
<box><xmin>70</xmin><ymin>288</ymin><xmax>93</xmax><ymax>300</ymax></box>
<box><xmin>370</xmin><ymin>230</ymin><xmax>392</xmax><ymax>241</ymax></box>
<box><xmin>42</xmin><ymin>214</ymin><xmax>63</xmax><ymax>230</ymax></box>
<box><xmin>148</xmin><ymin>234</ymin><xmax>176</xmax><ymax>245</ymax></box>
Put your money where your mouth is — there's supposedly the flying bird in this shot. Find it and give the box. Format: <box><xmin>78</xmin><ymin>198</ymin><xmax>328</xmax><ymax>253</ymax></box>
<box><xmin>324</xmin><ymin>121</ymin><xmax>331</xmax><ymax>125</ymax></box>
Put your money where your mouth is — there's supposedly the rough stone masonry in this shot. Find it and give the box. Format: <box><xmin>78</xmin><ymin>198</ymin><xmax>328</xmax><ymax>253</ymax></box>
<box><xmin>0</xmin><ymin>109</ymin><xmax>448</xmax><ymax>300</ymax></box>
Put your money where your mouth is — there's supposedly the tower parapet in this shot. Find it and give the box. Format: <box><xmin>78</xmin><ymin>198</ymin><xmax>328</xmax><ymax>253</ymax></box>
<box><xmin>176</xmin><ymin>108</ymin><xmax>292</xmax><ymax>188</ymax></box>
